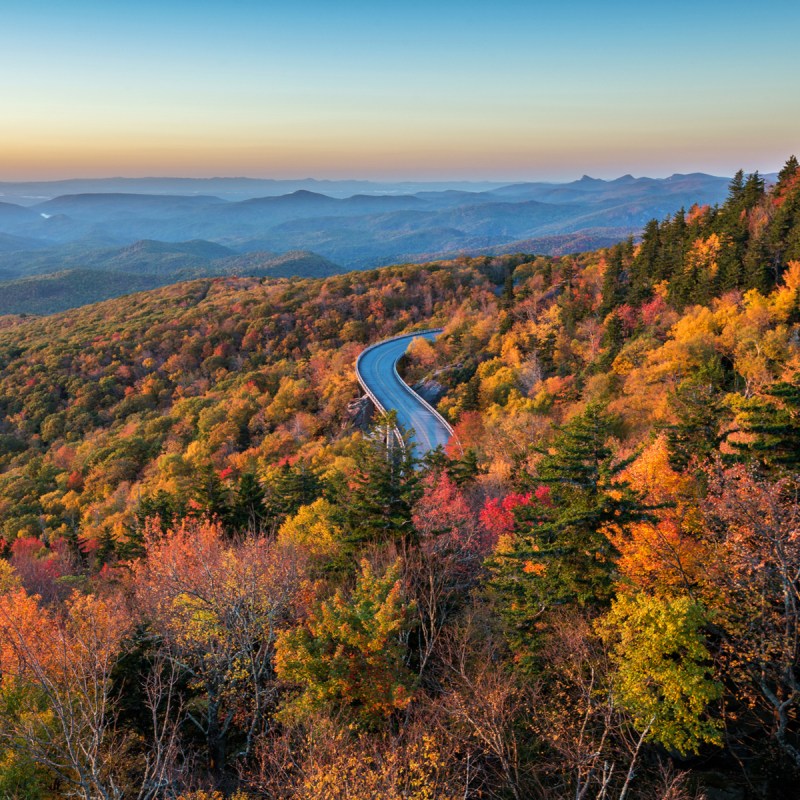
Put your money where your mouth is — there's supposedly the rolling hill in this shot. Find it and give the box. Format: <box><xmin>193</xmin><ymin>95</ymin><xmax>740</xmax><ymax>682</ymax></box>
<box><xmin>0</xmin><ymin>170</ymin><xmax>756</xmax><ymax>314</ymax></box>
<box><xmin>0</xmin><ymin>246</ymin><xmax>342</xmax><ymax>314</ymax></box>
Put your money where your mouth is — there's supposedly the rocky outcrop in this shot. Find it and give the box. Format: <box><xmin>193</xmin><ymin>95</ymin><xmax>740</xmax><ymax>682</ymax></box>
<box><xmin>412</xmin><ymin>379</ymin><xmax>446</xmax><ymax>406</ymax></box>
<box><xmin>344</xmin><ymin>394</ymin><xmax>374</xmax><ymax>432</ymax></box>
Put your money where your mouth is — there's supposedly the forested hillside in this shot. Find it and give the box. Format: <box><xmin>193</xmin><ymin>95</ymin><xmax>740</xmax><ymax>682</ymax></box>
<box><xmin>0</xmin><ymin>157</ymin><xmax>799</xmax><ymax>799</ymax></box>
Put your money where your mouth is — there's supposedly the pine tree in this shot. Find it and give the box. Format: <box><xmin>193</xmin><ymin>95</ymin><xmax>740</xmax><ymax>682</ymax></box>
<box><xmin>630</xmin><ymin>218</ymin><xmax>660</xmax><ymax>302</ymax></box>
<box><xmin>717</xmin><ymin>231</ymin><xmax>744</xmax><ymax>292</ymax></box>
<box><xmin>500</xmin><ymin>266</ymin><xmax>515</xmax><ymax>309</ymax></box>
<box><xmin>743</xmin><ymin>233</ymin><xmax>773</xmax><ymax>293</ymax></box>
<box><xmin>742</xmin><ymin>171</ymin><xmax>765</xmax><ymax>209</ymax></box>
<box><xmin>274</xmin><ymin>558</ymin><xmax>415</xmax><ymax>726</ymax></box>
<box><xmin>447</xmin><ymin>447</ymin><xmax>483</xmax><ymax>486</ymax></box>
<box><xmin>232</xmin><ymin>471</ymin><xmax>267</xmax><ymax>533</ymax></box>
<box><xmin>729</xmin><ymin>377</ymin><xmax>800</xmax><ymax>473</ymax></box>
<box><xmin>490</xmin><ymin>404</ymin><xmax>648</xmax><ymax>669</ymax></box>
<box><xmin>95</xmin><ymin>527</ymin><xmax>116</xmax><ymax>567</ymax></box>
<box><xmin>728</xmin><ymin>169</ymin><xmax>745</xmax><ymax>204</ymax></box>
<box><xmin>768</xmin><ymin>159</ymin><xmax>800</xmax><ymax>271</ymax></box>
<box><xmin>193</xmin><ymin>463</ymin><xmax>231</xmax><ymax>523</ymax></box>
<box><xmin>665</xmin><ymin>379</ymin><xmax>724</xmax><ymax>471</ymax></box>
<box><xmin>599</xmin><ymin>243</ymin><xmax>627</xmax><ymax>316</ymax></box>
<box><xmin>596</xmin><ymin>310</ymin><xmax>625</xmax><ymax>371</ymax></box>
<box><xmin>660</xmin><ymin>209</ymin><xmax>687</xmax><ymax>286</ymax></box>
<box><xmin>462</xmin><ymin>375</ymin><xmax>480</xmax><ymax>411</ymax></box>
<box><xmin>713</xmin><ymin>170</ymin><xmax>752</xmax><ymax>292</ymax></box>
<box><xmin>265</xmin><ymin>460</ymin><xmax>322</xmax><ymax>533</ymax></box>
<box><xmin>341</xmin><ymin>413</ymin><xmax>419</xmax><ymax>552</ymax></box>
<box><xmin>777</xmin><ymin>155</ymin><xmax>799</xmax><ymax>185</ymax></box>
<box><xmin>121</xmin><ymin>489</ymin><xmax>182</xmax><ymax>559</ymax></box>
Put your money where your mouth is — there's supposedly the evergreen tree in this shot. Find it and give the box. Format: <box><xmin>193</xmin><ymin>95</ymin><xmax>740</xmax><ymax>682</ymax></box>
<box><xmin>447</xmin><ymin>447</ymin><xmax>483</xmax><ymax>486</ymax></box>
<box><xmin>777</xmin><ymin>155</ymin><xmax>799</xmax><ymax>185</ymax></box>
<box><xmin>716</xmin><ymin>231</ymin><xmax>744</xmax><ymax>293</ymax></box>
<box><xmin>768</xmin><ymin>159</ymin><xmax>800</xmax><ymax>270</ymax></box>
<box><xmin>743</xmin><ymin>233</ymin><xmax>773</xmax><ymax>293</ymax></box>
<box><xmin>341</xmin><ymin>413</ymin><xmax>419</xmax><ymax>552</ymax></box>
<box><xmin>786</xmin><ymin>218</ymin><xmax>800</xmax><ymax>264</ymax></box>
<box><xmin>729</xmin><ymin>377</ymin><xmax>800</xmax><ymax>473</ymax></box>
<box><xmin>264</xmin><ymin>460</ymin><xmax>322</xmax><ymax>533</ymax></box>
<box><xmin>660</xmin><ymin>209</ymin><xmax>687</xmax><ymax>285</ymax></box>
<box><xmin>596</xmin><ymin>311</ymin><xmax>625</xmax><ymax>371</ymax></box>
<box><xmin>630</xmin><ymin>218</ymin><xmax>660</xmax><ymax>302</ymax></box>
<box><xmin>665</xmin><ymin>379</ymin><xmax>724</xmax><ymax>471</ymax></box>
<box><xmin>274</xmin><ymin>558</ymin><xmax>415</xmax><ymax>727</ymax></box>
<box><xmin>500</xmin><ymin>266</ymin><xmax>515</xmax><ymax>309</ymax></box>
<box><xmin>711</xmin><ymin>169</ymin><xmax>753</xmax><ymax>293</ymax></box>
<box><xmin>95</xmin><ymin>527</ymin><xmax>116</xmax><ymax>567</ymax></box>
<box><xmin>728</xmin><ymin>169</ymin><xmax>745</xmax><ymax>204</ymax></box>
<box><xmin>599</xmin><ymin>243</ymin><xmax>627</xmax><ymax>316</ymax></box>
<box><xmin>462</xmin><ymin>374</ymin><xmax>480</xmax><ymax>411</ymax></box>
<box><xmin>742</xmin><ymin>171</ymin><xmax>765</xmax><ymax>209</ymax></box>
<box><xmin>193</xmin><ymin>463</ymin><xmax>232</xmax><ymax>523</ymax></box>
<box><xmin>231</xmin><ymin>471</ymin><xmax>267</xmax><ymax>533</ymax></box>
<box><xmin>490</xmin><ymin>404</ymin><xmax>647</xmax><ymax>669</ymax></box>
<box><xmin>534</xmin><ymin>329</ymin><xmax>557</xmax><ymax>378</ymax></box>
<box><xmin>121</xmin><ymin>489</ymin><xmax>183</xmax><ymax>559</ymax></box>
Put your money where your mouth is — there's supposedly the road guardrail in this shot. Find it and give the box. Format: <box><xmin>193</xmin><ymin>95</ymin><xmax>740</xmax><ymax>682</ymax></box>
<box><xmin>355</xmin><ymin>328</ymin><xmax>461</xmax><ymax>455</ymax></box>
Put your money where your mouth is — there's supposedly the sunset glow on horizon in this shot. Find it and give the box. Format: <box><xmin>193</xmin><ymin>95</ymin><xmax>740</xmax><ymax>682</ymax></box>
<box><xmin>2</xmin><ymin>0</ymin><xmax>798</xmax><ymax>182</ymax></box>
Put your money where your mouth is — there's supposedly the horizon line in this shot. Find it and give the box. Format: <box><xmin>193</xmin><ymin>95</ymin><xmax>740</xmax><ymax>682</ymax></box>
<box><xmin>1</xmin><ymin>169</ymin><xmax>770</xmax><ymax>187</ymax></box>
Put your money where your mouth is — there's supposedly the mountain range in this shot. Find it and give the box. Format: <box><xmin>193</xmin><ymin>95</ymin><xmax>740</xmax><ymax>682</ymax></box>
<box><xmin>0</xmin><ymin>172</ymin><xmax>761</xmax><ymax>314</ymax></box>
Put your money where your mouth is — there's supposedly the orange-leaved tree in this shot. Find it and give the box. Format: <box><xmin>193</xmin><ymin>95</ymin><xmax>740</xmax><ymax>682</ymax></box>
<box><xmin>133</xmin><ymin>518</ymin><xmax>308</xmax><ymax>774</ymax></box>
<box><xmin>0</xmin><ymin>576</ymin><xmax>132</xmax><ymax>799</ymax></box>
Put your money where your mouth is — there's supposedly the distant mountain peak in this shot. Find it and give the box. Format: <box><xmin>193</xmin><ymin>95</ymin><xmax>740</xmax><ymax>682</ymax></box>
<box><xmin>286</xmin><ymin>189</ymin><xmax>334</xmax><ymax>200</ymax></box>
<box><xmin>240</xmin><ymin>189</ymin><xmax>336</xmax><ymax>206</ymax></box>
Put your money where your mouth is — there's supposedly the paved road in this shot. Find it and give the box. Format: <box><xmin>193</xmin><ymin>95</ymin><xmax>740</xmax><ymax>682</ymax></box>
<box><xmin>356</xmin><ymin>331</ymin><xmax>452</xmax><ymax>455</ymax></box>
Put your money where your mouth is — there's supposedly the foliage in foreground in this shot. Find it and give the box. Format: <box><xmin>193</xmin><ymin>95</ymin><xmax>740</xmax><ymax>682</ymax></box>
<box><xmin>0</xmin><ymin>158</ymin><xmax>800</xmax><ymax>797</ymax></box>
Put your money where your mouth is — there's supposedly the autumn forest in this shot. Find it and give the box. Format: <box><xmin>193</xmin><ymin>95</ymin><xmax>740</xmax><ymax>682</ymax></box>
<box><xmin>0</xmin><ymin>157</ymin><xmax>800</xmax><ymax>799</ymax></box>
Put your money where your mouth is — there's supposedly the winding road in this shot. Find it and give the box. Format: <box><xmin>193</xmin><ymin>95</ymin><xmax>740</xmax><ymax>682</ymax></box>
<box><xmin>356</xmin><ymin>330</ymin><xmax>454</xmax><ymax>455</ymax></box>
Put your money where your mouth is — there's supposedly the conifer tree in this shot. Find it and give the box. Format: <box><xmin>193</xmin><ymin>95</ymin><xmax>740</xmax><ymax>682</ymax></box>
<box><xmin>711</xmin><ymin>170</ymin><xmax>752</xmax><ymax>293</ymax></box>
<box><xmin>599</xmin><ymin>243</ymin><xmax>627</xmax><ymax>316</ymax></box>
<box><xmin>768</xmin><ymin>158</ymin><xmax>800</xmax><ymax>269</ymax></box>
<box><xmin>729</xmin><ymin>377</ymin><xmax>800</xmax><ymax>473</ymax></box>
<box><xmin>629</xmin><ymin>218</ymin><xmax>660</xmax><ymax>302</ymax></box>
<box><xmin>777</xmin><ymin>155</ymin><xmax>799</xmax><ymax>185</ymax></box>
<box><xmin>462</xmin><ymin>374</ymin><xmax>480</xmax><ymax>411</ymax></box>
<box><xmin>665</xmin><ymin>379</ymin><xmax>724</xmax><ymax>471</ymax></box>
<box><xmin>232</xmin><ymin>471</ymin><xmax>267</xmax><ymax>533</ymax></box>
<box><xmin>275</xmin><ymin>558</ymin><xmax>415</xmax><ymax>727</ymax></box>
<box><xmin>122</xmin><ymin>489</ymin><xmax>183</xmax><ymax>558</ymax></box>
<box><xmin>95</xmin><ymin>527</ymin><xmax>116</xmax><ymax>567</ymax></box>
<box><xmin>743</xmin><ymin>233</ymin><xmax>773</xmax><ymax>293</ymax></box>
<box><xmin>264</xmin><ymin>460</ymin><xmax>322</xmax><ymax>533</ymax></box>
<box><xmin>597</xmin><ymin>311</ymin><xmax>625</xmax><ymax>371</ymax></box>
<box><xmin>448</xmin><ymin>447</ymin><xmax>483</xmax><ymax>487</ymax></box>
<box><xmin>194</xmin><ymin>463</ymin><xmax>231</xmax><ymax>523</ymax></box>
<box><xmin>341</xmin><ymin>413</ymin><xmax>419</xmax><ymax>552</ymax></box>
<box><xmin>742</xmin><ymin>171</ymin><xmax>765</xmax><ymax>208</ymax></box>
<box><xmin>660</xmin><ymin>209</ymin><xmax>687</xmax><ymax>286</ymax></box>
<box><xmin>728</xmin><ymin>169</ymin><xmax>745</xmax><ymax>206</ymax></box>
<box><xmin>490</xmin><ymin>404</ymin><xmax>647</xmax><ymax>668</ymax></box>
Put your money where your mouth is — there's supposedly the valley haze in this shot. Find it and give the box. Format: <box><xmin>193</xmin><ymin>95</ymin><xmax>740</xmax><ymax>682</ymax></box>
<box><xmin>0</xmin><ymin>170</ymin><xmax>756</xmax><ymax>315</ymax></box>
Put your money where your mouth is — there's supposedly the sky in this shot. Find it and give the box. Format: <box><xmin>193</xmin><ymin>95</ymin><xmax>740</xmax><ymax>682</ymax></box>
<box><xmin>1</xmin><ymin>0</ymin><xmax>799</xmax><ymax>181</ymax></box>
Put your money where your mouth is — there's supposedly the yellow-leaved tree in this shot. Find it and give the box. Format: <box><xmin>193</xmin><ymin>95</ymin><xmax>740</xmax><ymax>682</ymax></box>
<box><xmin>597</xmin><ymin>592</ymin><xmax>722</xmax><ymax>756</ymax></box>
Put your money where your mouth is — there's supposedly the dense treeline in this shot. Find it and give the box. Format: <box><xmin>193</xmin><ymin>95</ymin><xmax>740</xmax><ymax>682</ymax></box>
<box><xmin>0</xmin><ymin>158</ymin><xmax>799</xmax><ymax>799</ymax></box>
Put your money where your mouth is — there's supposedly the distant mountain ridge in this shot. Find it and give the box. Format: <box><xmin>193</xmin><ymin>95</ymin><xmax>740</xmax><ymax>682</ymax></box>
<box><xmin>0</xmin><ymin>170</ymin><xmax>765</xmax><ymax>314</ymax></box>
<box><xmin>0</xmin><ymin>248</ymin><xmax>341</xmax><ymax>315</ymax></box>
